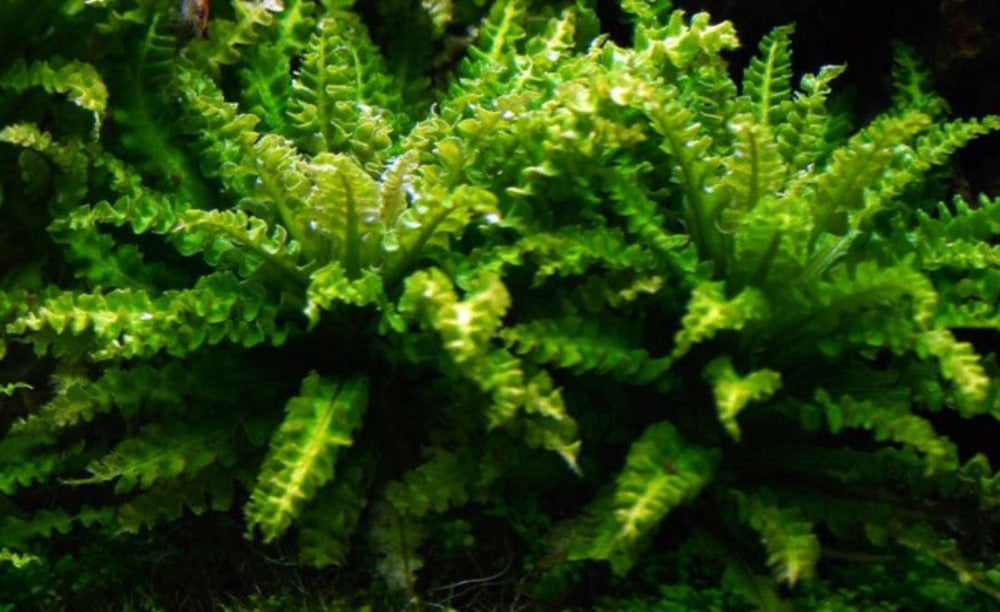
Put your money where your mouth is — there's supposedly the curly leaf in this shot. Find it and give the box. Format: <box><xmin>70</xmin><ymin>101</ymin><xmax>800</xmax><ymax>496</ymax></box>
<box><xmin>639</xmin><ymin>11</ymin><xmax>740</xmax><ymax>69</ymax></box>
<box><xmin>8</xmin><ymin>273</ymin><xmax>287</xmax><ymax>360</ymax></box>
<box><xmin>172</xmin><ymin>208</ymin><xmax>306</xmax><ymax>282</ymax></box>
<box><xmin>815</xmin><ymin>390</ymin><xmax>957</xmax><ymax>475</ymax></box>
<box><xmin>370</xmin><ymin>500</ymin><xmax>425</xmax><ymax>595</ymax></box>
<box><xmin>245</xmin><ymin>373</ymin><xmax>368</xmax><ymax>542</ymax></box>
<box><xmin>385</xmin><ymin>448</ymin><xmax>477</xmax><ymax>518</ymax></box>
<box><xmin>304</xmin><ymin>262</ymin><xmax>384</xmax><ymax>326</ymax></box>
<box><xmin>306</xmin><ymin>153</ymin><xmax>382</xmax><ymax>275</ymax></box>
<box><xmin>0</xmin><ymin>434</ymin><xmax>81</xmax><ymax>495</ymax></box>
<box><xmin>736</xmin><ymin>491</ymin><xmax>821</xmax><ymax>585</ymax></box>
<box><xmin>286</xmin><ymin>14</ymin><xmax>400</xmax><ymax>164</ymax></box>
<box><xmin>776</xmin><ymin>64</ymin><xmax>845</xmax><ymax>172</ymax></box>
<box><xmin>704</xmin><ymin>357</ymin><xmax>781</xmax><ymax>440</ymax></box>
<box><xmin>70</xmin><ymin>421</ymin><xmax>233</xmax><ymax>493</ymax></box>
<box><xmin>741</xmin><ymin>24</ymin><xmax>794</xmax><ymax>128</ymax></box>
<box><xmin>502</xmin><ymin>316</ymin><xmax>670</xmax><ymax>384</ymax></box>
<box><xmin>671</xmin><ymin>282</ymin><xmax>768</xmax><ymax>362</ymax></box>
<box><xmin>890</xmin><ymin>42</ymin><xmax>949</xmax><ymax>117</ymax></box>
<box><xmin>183</xmin><ymin>0</ymin><xmax>278</xmax><ymax>70</ymax></box>
<box><xmin>398</xmin><ymin>268</ymin><xmax>510</xmax><ymax>366</ymax></box>
<box><xmin>915</xmin><ymin>330</ymin><xmax>991</xmax><ymax>416</ymax></box>
<box><xmin>559</xmin><ymin>420</ymin><xmax>718</xmax><ymax>575</ymax></box>
<box><xmin>0</xmin><ymin>58</ymin><xmax>107</xmax><ymax>132</ymax></box>
<box><xmin>722</xmin><ymin>114</ymin><xmax>785</xmax><ymax>214</ymax></box>
<box><xmin>0</xmin><ymin>548</ymin><xmax>40</xmax><ymax>569</ymax></box>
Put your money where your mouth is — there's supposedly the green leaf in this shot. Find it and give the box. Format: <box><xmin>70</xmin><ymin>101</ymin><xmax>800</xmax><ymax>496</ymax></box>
<box><xmin>890</xmin><ymin>42</ymin><xmax>948</xmax><ymax>117</ymax></box>
<box><xmin>741</xmin><ymin>25</ymin><xmax>794</xmax><ymax>128</ymax></box>
<box><xmin>172</xmin><ymin>208</ymin><xmax>306</xmax><ymax>282</ymax></box>
<box><xmin>640</xmin><ymin>12</ymin><xmax>740</xmax><ymax>69</ymax></box>
<box><xmin>370</xmin><ymin>500</ymin><xmax>425</xmax><ymax>595</ymax></box>
<box><xmin>803</xmin><ymin>111</ymin><xmax>933</xmax><ymax>237</ymax></box>
<box><xmin>0</xmin><ymin>382</ymin><xmax>30</xmax><ymax>397</ymax></box>
<box><xmin>398</xmin><ymin>268</ymin><xmax>510</xmax><ymax>367</ymax></box>
<box><xmin>671</xmin><ymin>282</ymin><xmax>768</xmax><ymax>362</ymax></box>
<box><xmin>502</xmin><ymin>316</ymin><xmax>670</xmax><ymax>384</ymax></box>
<box><xmin>306</xmin><ymin>153</ymin><xmax>382</xmax><ymax>275</ymax></box>
<box><xmin>704</xmin><ymin>357</ymin><xmax>781</xmax><ymax>440</ymax></box>
<box><xmin>245</xmin><ymin>373</ymin><xmax>368</xmax><ymax>542</ymax></box>
<box><xmin>722</xmin><ymin>114</ymin><xmax>785</xmax><ymax>213</ymax></box>
<box><xmin>776</xmin><ymin>64</ymin><xmax>845</xmax><ymax>172</ymax></box>
<box><xmin>736</xmin><ymin>491</ymin><xmax>821</xmax><ymax>585</ymax></box>
<box><xmin>70</xmin><ymin>421</ymin><xmax>233</xmax><ymax>493</ymax></box>
<box><xmin>0</xmin><ymin>434</ymin><xmax>80</xmax><ymax>495</ymax></box>
<box><xmin>915</xmin><ymin>330</ymin><xmax>990</xmax><ymax>416</ymax></box>
<box><xmin>304</xmin><ymin>262</ymin><xmax>384</xmax><ymax>326</ymax></box>
<box><xmin>182</xmin><ymin>0</ymin><xmax>278</xmax><ymax>70</ymax></box>
<box><xmin>9</xmin><ymin>273</ymin><xmax>287</xmax><ymax>360</ymax></box>
<box><xmin>397</xmin><ymin>269</ymin><xmax>580</xmax><ymax>468</ymax></box>
<box><xmin>0</xmin><ymin>548</ymin><xmax>40</xmax><ymax>569</ymax></box>
<box><xmin>286</xmin><ymin>13</ymin><xmax>400</xmax><ymax>164</ymax></box>
<box><xmin>384</xmin><ymin>448</ymin><xmax>477</xmax><ymax>517</ymax></box>
<box><xmin>558</xmin><ymin>420</ymin><xmax>718</xmax><ymax>575</ymax></box>
<box><xmin>814</xmin><ymin>390</ymin><xmax>957</xmax><ymax>475</ymax></box>
<box><xmin>0</xmin><ymin>58</ymin><xmax>108</xmax><ymax>133</ymax></box>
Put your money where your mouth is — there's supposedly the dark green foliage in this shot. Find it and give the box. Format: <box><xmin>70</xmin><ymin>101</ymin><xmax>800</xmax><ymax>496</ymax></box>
<box><xmin>0</xmin><ymin>0</ymin><xmax>999</xmax><ymax>608</ymax></box>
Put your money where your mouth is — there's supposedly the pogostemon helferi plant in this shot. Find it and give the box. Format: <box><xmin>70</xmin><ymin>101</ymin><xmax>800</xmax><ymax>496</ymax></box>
<box><xmin>0</xmin><ymin>0</ymin><xmax>998</xmax><ymax>607</ymax></box>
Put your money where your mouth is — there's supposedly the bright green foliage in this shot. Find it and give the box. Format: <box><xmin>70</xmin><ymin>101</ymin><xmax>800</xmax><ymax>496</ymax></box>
<box><xmin>0</xmin><ymin>59</ymin><xmax>107</xmax><ymax>133</ymax></box>
<box><xmin>550</xmin><ymin>421</ymin><xmax>718</xmax><ymax>575</ymax></box>
<box><xmin>0</xmin><ymin>382</ymin><xmax>30</xmax><ymax>397</ymax></box>
<box><xmin>917</xmin><ymin>328</ymin><xmax>991</xmax><ymax>413</ymax></box>
<box><xmin>245</xmin><ymin>373</ymin><xmax>367</xmax><ymax>542</ymax></box>
<box><xmin>0</xmin><ymin>1</ymin><xmax>998</xmax><ymax>609</ymax></box>
<box><xmin>776</xmin><ymin>63</ymin><xmax>846</xmax><ymax>172</ymax></box>
<box><xmin>0</xmin><ymin>549</ymin><xmax>39</xmax><ymax>569</ymax></box>
<box><xmin>7</xmin><ymin>272</ymin><xmax>286</xmax><ymax>360</ymax></box>
<box><xmin>502</xmin><ymin>316</ymin><xmax>670</xmax><ymax>384</ymax></box>
<box><xmin>741</xmin><ymin>24</ymin><xmax>794</xmax><ymax>129</ymax></box>
<box><xmin>184</xmin><ymin>0</ymin><xmax>280</xmax><ymax>71</ymax></box>
<box><xmin>286</xmin><ymin>13</ymin><xmax>402</xmax><ymax>165</ymax></box>
<box><xmin>398</xmin><ymin>268</ymin><xmax>580</xmax><ymax>468</ymax></box>
<box><xmin>705</xmin><ymin>357</ymin><xmax>782</xmax><ymax>440</ymax></box>
<box><xmin>670</xmin><ymin>282</ymin><xmax>768</xmax><ymax>361</ymax></box>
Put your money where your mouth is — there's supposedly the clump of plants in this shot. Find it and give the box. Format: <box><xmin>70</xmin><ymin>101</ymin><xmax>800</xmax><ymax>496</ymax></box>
<box><xmin>0</xmin><ymin>0</ymin><xmax>998</xmax><ymax>608</ymax></box>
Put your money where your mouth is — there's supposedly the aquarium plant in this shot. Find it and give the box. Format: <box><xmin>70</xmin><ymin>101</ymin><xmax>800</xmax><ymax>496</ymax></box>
<box><xmin>0</xmin><ymin>0</ymin><xmax>998</xmax><ymax>608</ymax></box>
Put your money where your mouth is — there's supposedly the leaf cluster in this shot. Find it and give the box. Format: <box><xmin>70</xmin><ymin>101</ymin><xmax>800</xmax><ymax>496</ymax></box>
<box><xmin>0</xmin><ymin>0</ymin><xmax>998</xmax><ymax>609</ymax></box>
